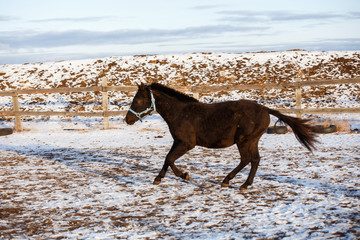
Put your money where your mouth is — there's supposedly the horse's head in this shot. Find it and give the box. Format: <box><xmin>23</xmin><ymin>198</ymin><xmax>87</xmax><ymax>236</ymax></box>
<box><xmin>125</xmin><ymin>83</ymin><xmax>156</xmax><ymax>125</ymax></box>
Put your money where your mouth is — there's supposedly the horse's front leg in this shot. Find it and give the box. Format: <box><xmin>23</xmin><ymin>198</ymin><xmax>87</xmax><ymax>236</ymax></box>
<box><xmin>153</xmin><ymin>141</ymin><xmax>192</xmax><ymax>185</ymax></box>
<box><xmin>221</xmin><ymin>159</ymin><xmax>249</xmax><ymax>187</ymax></box>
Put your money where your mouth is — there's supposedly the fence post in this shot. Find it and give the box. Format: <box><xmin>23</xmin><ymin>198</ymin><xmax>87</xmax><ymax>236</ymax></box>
<box><xmin>12</xmin><ymin>92</ymin><xmax>23</xmax><ymax>132</ymax></box>
<box><xmin>295</xmin><ymin>78</ymin><xmax>302</xmax><ymax>118</ymax></box>
<box><xmin>101</xmin><ymin>77</ymin><xmax>110</xmax><ymax>129</ymax></box>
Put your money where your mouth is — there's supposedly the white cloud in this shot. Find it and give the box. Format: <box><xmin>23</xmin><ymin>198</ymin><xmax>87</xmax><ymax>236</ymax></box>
<box><xmin>217</xmin><ymin>10</ymin><xmax>360</xmax><ymax>23</ymax></box>
<box><xmin>0</xmin><ymin>25</ymin><xmax>269</xmax><ymax>49</ymax></box>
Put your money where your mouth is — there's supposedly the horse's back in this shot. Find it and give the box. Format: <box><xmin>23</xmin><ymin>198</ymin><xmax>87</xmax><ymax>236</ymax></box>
<box><xmin>211</xmin><ymin>100</ymin><xmax>270</xmax><ymax>134</ymax></box>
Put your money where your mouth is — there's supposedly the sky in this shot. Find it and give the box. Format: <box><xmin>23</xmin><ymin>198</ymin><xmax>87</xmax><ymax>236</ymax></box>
<box><xmin>1</xmin><ymin>0</ymin><xmax>360</xmax><ymax>64</ymax></box>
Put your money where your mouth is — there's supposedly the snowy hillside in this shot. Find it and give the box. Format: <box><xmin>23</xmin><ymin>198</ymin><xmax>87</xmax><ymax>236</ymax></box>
<box><xmin>1</xmin><ymin>50</ymin><xmax>359</xmax><ymax>115</ymax></box>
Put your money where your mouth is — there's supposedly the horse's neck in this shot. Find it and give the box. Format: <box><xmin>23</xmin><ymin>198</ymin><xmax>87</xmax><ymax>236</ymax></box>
<box><xmin>153</xmin><ymin>90</ymin><xmax>185</xmax><ymax>123</ymax></box>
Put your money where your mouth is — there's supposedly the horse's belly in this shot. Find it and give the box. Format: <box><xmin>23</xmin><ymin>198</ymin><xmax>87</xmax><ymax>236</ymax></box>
<box><xmin>196</xmin><ymin>133</ymin><xmax>235</xmax><ymax>148</ymax></box>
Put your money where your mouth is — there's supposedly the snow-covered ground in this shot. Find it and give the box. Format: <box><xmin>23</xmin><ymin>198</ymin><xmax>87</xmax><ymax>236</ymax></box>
<box><xmin>1</xmin><ymin>116</ymin><xmax>359</xmax><ymax>239</ymax></box>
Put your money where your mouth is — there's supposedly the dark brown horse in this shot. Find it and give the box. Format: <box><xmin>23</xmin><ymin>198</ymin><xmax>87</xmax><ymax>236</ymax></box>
<box><xmin>125</xmin><ymin>83</ymin><xmax>318</xmax><ymax>190</ymax></box>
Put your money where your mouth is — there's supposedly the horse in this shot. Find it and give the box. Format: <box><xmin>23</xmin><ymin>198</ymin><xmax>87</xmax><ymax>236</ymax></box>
<box><xmin>125</xmin><ymin>83</ymin><xmax>318</xmax><ymax>190</ymax></box>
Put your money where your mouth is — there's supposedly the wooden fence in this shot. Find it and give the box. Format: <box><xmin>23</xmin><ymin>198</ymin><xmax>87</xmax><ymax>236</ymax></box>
<box><xmin>1</xmin><ymin>77</ymin><xmax>360</xmax><ymax>132</ymax></box>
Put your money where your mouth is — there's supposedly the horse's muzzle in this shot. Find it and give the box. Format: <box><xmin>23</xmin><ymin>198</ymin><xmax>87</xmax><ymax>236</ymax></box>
<box><xmin>124</xmin><ymin>115</ymin><xmax>136</xmax><ymax>125</ymax></box>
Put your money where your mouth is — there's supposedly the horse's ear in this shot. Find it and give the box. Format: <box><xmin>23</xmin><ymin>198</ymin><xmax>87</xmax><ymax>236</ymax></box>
<box><xmin>139</xmin><ymin>82</ymin><xmax>146</xmax><ymax>91</ymax></box>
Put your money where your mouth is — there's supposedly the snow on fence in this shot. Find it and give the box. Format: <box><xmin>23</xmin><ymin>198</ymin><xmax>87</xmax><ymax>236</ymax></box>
<box><xmin>1</xmin><ymin>77</ymin><xmax>360</xmax><ymax>132</ymax></box>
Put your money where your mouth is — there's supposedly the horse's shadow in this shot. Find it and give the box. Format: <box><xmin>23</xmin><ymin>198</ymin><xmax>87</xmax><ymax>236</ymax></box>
<box><xmin>0</xmin><ymin>142</ymin><xmax>218</xmax><ymax>190</ymax></box>
<box><xmin>1</xmin><ymin>144</ymin><xmax>159</xmax><ymax>185</ymax></box>
<box><xmin>1</xmin><ymin>144</ymin><xmax>206</xmax><ymax>187</ymax></box>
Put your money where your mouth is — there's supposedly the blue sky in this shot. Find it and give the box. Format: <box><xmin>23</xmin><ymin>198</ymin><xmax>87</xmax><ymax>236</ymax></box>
<box><xmin>1</xmin><ymin>0</ymin><xmax>359</xmax><ymax>64</ymax></box>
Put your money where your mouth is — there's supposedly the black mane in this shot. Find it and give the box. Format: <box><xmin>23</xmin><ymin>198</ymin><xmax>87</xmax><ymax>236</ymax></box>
<box><xmin>150</xmin><ymin>83</ymin><xmax>199</xmax><ymax>103</ymax></box>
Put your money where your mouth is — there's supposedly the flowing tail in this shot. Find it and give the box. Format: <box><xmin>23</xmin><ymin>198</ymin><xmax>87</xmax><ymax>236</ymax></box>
<box><xmin>267</xmin><ymin>108</ymin><xmax>318</xmax><ymax>151</ymax></box>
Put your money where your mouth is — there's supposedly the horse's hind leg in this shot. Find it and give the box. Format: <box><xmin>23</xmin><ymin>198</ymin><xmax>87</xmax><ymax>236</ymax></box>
<box><xmin>221</xmin><ymin>139</ymin><xmax>260</xmax><ymax>190</ymax></box>
<box><xmin>240</xmin><ymin>150</ymin><xmax>260</xmax><ymax>190</ymax></box>
<box><xmin>153</xmin><ymin>141</ymin><xmax>192</xmax><ymax>185</ymax></box>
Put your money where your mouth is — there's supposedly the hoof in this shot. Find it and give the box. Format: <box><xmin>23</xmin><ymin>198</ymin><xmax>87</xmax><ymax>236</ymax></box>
<box><xmin>221</xmin><ymin>182</ymin><xmax>229</xmax><ymax>188</ymax></box>
<box><xmin>240</xmin><ymin>185</ymin><xmax>248</xmax><ymax>191</ymax></box>
<box><xmin>153</xmin><ymin>179</ymin><xmax>161</xmax><ymax>185</ymax></box>
<box><xmin>182</xmin><ymin>173</ymin><xmax>190</xmax><ymax>181</ymax></box>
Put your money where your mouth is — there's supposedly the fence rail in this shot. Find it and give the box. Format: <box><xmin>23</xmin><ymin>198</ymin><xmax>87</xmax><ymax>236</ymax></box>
<box><xmin>1</xmin><ymin>77</ymin><xmax>360</xmax><ymax>132</ymax></box>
